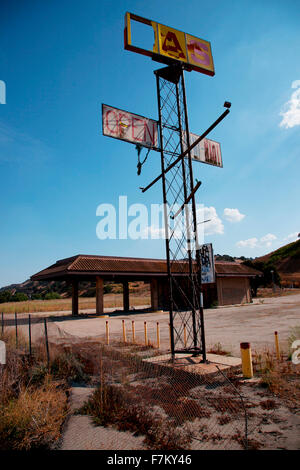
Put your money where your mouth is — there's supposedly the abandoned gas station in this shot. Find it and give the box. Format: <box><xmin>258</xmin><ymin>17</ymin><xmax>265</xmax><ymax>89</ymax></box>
<box><xmin>31</xmin><ymin>254</ymin><xmax>261</xmax><ymax>315</ymax></box>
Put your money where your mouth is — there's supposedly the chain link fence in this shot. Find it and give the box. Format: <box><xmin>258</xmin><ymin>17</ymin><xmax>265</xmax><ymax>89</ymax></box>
<box><xmin>2</xmin><ymin>313</ymin><xmax>298</xmax><ymax>450</ymax></box>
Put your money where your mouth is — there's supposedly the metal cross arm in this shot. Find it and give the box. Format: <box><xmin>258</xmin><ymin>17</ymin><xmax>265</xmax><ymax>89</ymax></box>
<box><xmin>140</xmin><ymin>105</ymin><xmax>231</xmax><ymax>193</ymax></box>
<box><xmin>170</xmin><ymin>180</ymin><xmax>202</xmax><ymax>220</ymax></box>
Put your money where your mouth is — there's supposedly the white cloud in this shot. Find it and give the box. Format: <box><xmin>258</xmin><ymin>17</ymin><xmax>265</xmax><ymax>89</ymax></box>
<box><xmin>236</xmin><ymin>237</ymin><xmax>258</xmax><ymax>249</ymax></box>
<box><xmin>260</xmin><ymin>233</ymin><xmax>277</xmax><ymax>247</ymax></box>
<box><xmin>223</xmin><ymin>208</ymin><xmax>245</xmax><ymax>223</ymax></box>
<box><xmin>236</xmin><ymin>233</ymin><xmax>277</xmax><ymax>249</ymax></box>
<box><xmin>279</xmin><ymin>81</ymin><xmax>300</xmax><ymax>129</ymax></box>
<box><xmin>283</xmin><ymin>232</ymin><xmax>299</xmax><ymax>242</ymax></box>
<box><xmin>292</xmin><ymin>80</ymin><xmax>300</xmax><ymax>89</ymax></box>
<box><xmin>143</xmin><ymin>225</ymin><xmax>165</xmax><ymax>239</ymax></box>
<box><xmin>197</xmin><ymin>206</ymin><xmax>224</xmax><ymax>236</ymax></box>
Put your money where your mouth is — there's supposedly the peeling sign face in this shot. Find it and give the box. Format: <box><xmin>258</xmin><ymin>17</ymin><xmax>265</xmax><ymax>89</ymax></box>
<box><xmin>0</xmin><ymin>340</ymin><xmax>6</xmax><ymax>365</ymax></box>
<box><xmin>102</xmin><ymin>104</ymin><xmax>158</xmax><ymax>150</ymax></box>
<box><xmin>124</xmin><ymin>12</ymin><xmax>215</xmax><ymax>77</ymax></box>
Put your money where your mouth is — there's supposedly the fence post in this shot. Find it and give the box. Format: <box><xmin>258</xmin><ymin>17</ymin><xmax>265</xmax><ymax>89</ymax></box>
<box><xmin>184</xmin><ymin>323</ymin><xmax>187</xmax><ymax>348</ymax></box>
<box><xmin>122</xmin><ymin>320</ymin><xmax>126</xmax><ymax>343</ymax></box>
<box><xmin>15</xmin><ymin>312</ymin><xmax>18</xmax><ymax>348</ymax></box>
<box><xmin>105</xmin><ymin>320</ymin><xmax>109</xmax><ymax>345</ymax></box>
<box><xmin>1</xmin><ymin>312</ymin><xmax>3</xmax><ymax>336</ymax></box>
<box><xmin>144</xmin><ymin>321</ymin><xmax>148</xmax><ymax>346</ymax></box>
<box><xmin>156</xmin><ymin>322</ymin><xmax>160</xmax><ymax>349</ymax></box>
<box><xmin>28</xmin><ymin>314</ymin><xmax>32</xmax><ymax>356</ymax></box>
<box><xmin>44</xmin><ymin>318</ymin><xmax>50</xmax><ymax>368</ymax></box>
<box><xmin>274</xmin><ymin>331</ymin><xmax>280</xmax><ymax>360</ymax></box>
<box><xmin>240</xmin><ymin>342</ymin><xmax>253</xmax><ymax>378</ymax></box>
<box><xmin>132</xmin><ymin>320</ymin><xmax>135</xmax><ymax>343</ymax></box>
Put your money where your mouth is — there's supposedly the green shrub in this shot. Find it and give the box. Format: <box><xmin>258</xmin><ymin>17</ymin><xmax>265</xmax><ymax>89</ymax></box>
<box><xmin>50</xmin><ymin>352</ymin><xmax>89</xmax><ymax>383</ymax></box>
<box><xmin>12</xmin><ymin>293</ymin><xmax>28</xmax><ymax>302</ymax></box>
<box><xmin>44</xmin><ymin>292</ymin><xmax>61</xmax><ymax>300</ymax></box>
<box><xmin>0</xmin><ymin>290</ymin><xmax>13</xmax><ymax>303</ymax></box>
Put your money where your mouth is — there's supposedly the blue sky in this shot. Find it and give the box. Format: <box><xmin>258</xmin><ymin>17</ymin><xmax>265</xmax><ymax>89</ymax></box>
<box><xmin>0</xmin><ymin>0</ymin><xmax>300</xmax><ymax>286</ymax></box>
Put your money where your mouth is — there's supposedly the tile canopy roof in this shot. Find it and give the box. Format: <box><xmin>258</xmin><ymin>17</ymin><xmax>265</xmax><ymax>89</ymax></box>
<box><xmin>31</xmin><ymin>254</ymin><xmax>261</xmax><ymax>281</ymax></box>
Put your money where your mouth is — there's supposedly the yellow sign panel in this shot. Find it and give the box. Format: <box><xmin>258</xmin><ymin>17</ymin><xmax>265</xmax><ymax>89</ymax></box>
<box><xmin>124</xmin><ymin>12</ymin><xmax>215</xmax><ymax>76</ymax></box>
<box><xmin>186</xmin><ymin>34</ymin><xmax>214</xmax><ymax>74</ymax></box>
<box><xmin>157</xmin><ymin>24</ymin><xmax>187</xmax><ymax>63</ymax></box>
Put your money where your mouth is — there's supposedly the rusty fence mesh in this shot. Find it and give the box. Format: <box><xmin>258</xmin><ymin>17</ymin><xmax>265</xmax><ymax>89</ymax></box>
<box><xmin>0</xmin><ymin>313</ymin><xmax>251</xmax><ymax>450</ymax></box>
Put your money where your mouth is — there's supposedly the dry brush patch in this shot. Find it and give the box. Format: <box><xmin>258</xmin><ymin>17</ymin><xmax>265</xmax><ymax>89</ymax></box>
<box><xmin>0</xmin><ymin>338</ymin><xmax>94</xmax><ymax>450</ymax></box>
<box><xmin>0</xmin><ymin>380</ymin><xmax>68</xmax><ymax>450</ymax></box>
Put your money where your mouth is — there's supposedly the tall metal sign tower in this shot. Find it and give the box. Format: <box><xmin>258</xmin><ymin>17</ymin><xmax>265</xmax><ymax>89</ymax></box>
<box><xmin>102</xmin><ymin>12</ymin><xmax>231</xmax><ymax>361</ymax></box>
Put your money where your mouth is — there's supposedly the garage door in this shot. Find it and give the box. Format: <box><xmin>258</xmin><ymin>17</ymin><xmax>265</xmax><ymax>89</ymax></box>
<box><xmin>219</xmin><ymin>278</ymin><xmax>248</xmax><ymax>306</ymax></box>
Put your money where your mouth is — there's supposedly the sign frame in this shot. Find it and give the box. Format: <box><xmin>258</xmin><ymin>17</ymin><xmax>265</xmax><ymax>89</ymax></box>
<box><xmin>199</xmin><ymin>243</ymin><xmax>215</xmax><ymax>284</ymax></box>
<box><xmin>124</xmin><ymin>12</ymin><xmax>215</xmax><ymax>77</ymax></box>
<box><xmin>184</xmin><ymin>132</ymin><xmax>223</xmax><ymax>168</ymax></box>
<box><xmin>102</xmin><ymin>103</ymin><xmax>160</xmax><ymax>151</ymax></box>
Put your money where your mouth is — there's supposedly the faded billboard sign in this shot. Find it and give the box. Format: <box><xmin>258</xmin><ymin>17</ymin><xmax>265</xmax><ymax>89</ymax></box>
<box><xmin>199</xmin><ymin>243</ymin><xmax>215</xmax><ymax>284</ymax></box>
<box><xmin>124</xmin><ymin>12</ymin><xmax>215</xmax><ymax>77</ymax></box>
<box><xmin>183</xmin><ymin>132</ymin><xmax>223</xmax><ymax>168</ymax></box>
<box><xmin>102</xmin><ymin>104</ymin><xmax>158</xmax><ymax>149</ymax></box>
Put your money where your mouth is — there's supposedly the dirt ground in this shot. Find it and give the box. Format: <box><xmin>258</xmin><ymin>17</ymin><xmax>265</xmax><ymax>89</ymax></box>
<box><xmin>34</xmin><ymin>293</ymin><xmax>300</xmax><ymax>357</ymax></box>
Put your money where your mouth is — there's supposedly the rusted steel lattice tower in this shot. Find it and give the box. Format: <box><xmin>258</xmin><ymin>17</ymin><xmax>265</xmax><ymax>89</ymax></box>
<box><xmin>103</xmin><ymin>12</ymin><xmax>231</xmax><ymax>361</ymax></box>
<box><xmin>154</xmin><ymin>64</ymin><xmax>206</xmax><ymax>359</ymax></box>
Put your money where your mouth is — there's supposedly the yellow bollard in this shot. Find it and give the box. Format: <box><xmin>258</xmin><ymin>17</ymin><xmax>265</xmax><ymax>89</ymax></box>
<box><xmin>156</xmin><ymin>322</ymin><xmax>160</xmax><ymax>349</ymax></box>
<box><xmin>184</xmin><ymin>324</ymin><xmax>187</xmax><ymax>348</ymax></box>
<box><xmin>122</xmin><ymin>320</ymin><xmax>126</xmax><ymax>343</ymax></box>
<box><xmin>105</xmin><ymin>320</ymin><xmax>109</xmax><ymax>345</ymax></box>
<box><xmin>132</xmin><ymin>320</ymin><xmax>135</xmax><ymax>343</ymax></box>
<box><xmin>274</xmin><ymin>331</ymin><xmax>280</xmax><ymax>360</ymax></box>
<box><xmin>240</xmin><ymin>342</ymin><xmax>253</xmax><ymax>378</ymax></box>
<box><xmin>144</xmin><ymin>321</ymin><xmax>148</xmax><ymax>346</ymax></box>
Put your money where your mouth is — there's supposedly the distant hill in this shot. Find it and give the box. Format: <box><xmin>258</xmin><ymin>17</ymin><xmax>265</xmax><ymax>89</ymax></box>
<box><xmin>0</xmin><ymin>278</ymin><xmax>145</xmax><ymax>300</ymax></box>
<box><xmin>255</xmin><ymin>239</ymin><xmax>300</xmax><ymax>286</ymax></box>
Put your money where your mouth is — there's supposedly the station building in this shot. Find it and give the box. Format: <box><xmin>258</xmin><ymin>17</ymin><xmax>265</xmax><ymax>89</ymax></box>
<box><xmin>31</xmin><ymin>254</ymin><xmax>261</xmax><ymax>316</ymax></box>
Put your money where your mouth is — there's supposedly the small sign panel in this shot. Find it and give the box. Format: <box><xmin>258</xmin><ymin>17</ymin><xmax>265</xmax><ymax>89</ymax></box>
<box><xmin>124</xmin><ymin>12</ymin><xmax>215</xmax><ymax>77</ymax></box>
<box><xmin>183</xmin><ymin>132</ymin><xmax>222</xmax><ymax>168</ymax></box>
<box><xmin>0</xmin><ymin>340</ymin><xmax>6</xmax><ymax>365</ymax></box>
<box><xmin>200</xmin><ymin>243</ymin><xmax>215</xmax><ymax>284</ymax></box>
<box><xmin>102</xmin><ymin>104</ymin><xmax>159</xmax><ymax>149</ymax></box>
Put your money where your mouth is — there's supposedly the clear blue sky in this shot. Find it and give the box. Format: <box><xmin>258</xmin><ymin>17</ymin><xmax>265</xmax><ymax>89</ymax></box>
<box><xmin>1</xmin><ymin>0</ymin><xmax>300</xmax><ymax>287</ymax></box>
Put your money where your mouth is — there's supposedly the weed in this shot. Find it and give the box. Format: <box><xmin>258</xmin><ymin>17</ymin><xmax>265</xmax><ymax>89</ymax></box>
<box><xmin>217</xmin><ymin>415</ymin><xmax>232</xmax><ymax>425</ymax></box>
<box><xmin>260</xmin><ymin>399</ymin><xmax>278</xmax><ymax>410</ymax></box>
<box><xmin>207</xmin><ymin>342</ymin><xmax>231</xmax><ymax>357</ymax></box>
<box><xmin>0</xmin><ymin>380</ymin><xmax>68</xmax><ymax>450</ymax></box>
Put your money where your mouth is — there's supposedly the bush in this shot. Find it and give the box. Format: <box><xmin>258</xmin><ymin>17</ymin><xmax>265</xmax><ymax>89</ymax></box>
<box><xmin>12</xmin><ymin>293</ymin><xmax>29</xmax><ymax>302</ymax></box>
<box><xmin>0</xmin><ymin>381</ymin><xmax>68</xmax><ymax>450</ymax></box>
<box><xmin>44</xmin><ymin>292</ymin><xmax>61</xmax><ymax>300</ymax></box>
<box><xmin>0</xmin><ymin>290</ymin><xmax>13</xmax><ymax>303</ymax></box>
<box><xmin>31</xmin><ymin>293</ymin><xmax>43</xmax><ymax>300</ymax></box>
<box><xmin>103</xmin><ymin>284</ymin><xmax>113</xmax><ymax>294</ymax></box>
<box><xmin>50</xmin><ymin>352</ymin><xmax>89</xmax><ymax>383</ymax></box>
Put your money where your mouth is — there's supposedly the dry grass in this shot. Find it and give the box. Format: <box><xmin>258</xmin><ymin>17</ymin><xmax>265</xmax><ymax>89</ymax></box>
<box><xmin>80</xmin><ymin>383</ymin><xmax>193</xmax><ymax>450</ymax></box>
<box><xmin>0</xmin><ymin>339</ymin><xmax>91</xmax><ymax>449</ymax></box>
<box><xmin>256</xmin><ymin>287</ymin><xmax>300</xmax><ymax>298</ymax></box>
<box><xmin>253</xmin><ymin>348</ymin><xmax>300</xmax><ymax>410</ymax></box>
<box><xmin>0</xmin><ymin>293</ymin><xmax>151</xmax><ymax>314</ymax></box>
<box><xmin>207</xmin><ymin>342</ymin><xmax>232</xmax><ymax>356</ymax></box>
<box><xmin>0</xmin><ymin>379</ymin><xmax>68</xmax><ymax>450</ymax></box>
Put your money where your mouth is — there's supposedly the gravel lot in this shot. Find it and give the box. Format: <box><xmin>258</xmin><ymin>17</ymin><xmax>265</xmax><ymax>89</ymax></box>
<box><xmin>47</xmin><ymin>293</ymin><xmax>300</xmax><ymax>356</ymax></box>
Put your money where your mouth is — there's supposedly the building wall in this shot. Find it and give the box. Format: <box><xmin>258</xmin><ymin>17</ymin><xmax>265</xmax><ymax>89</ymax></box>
<box><xmin>155</xmin><ymin>276</ymin><xmax>251</xmax><ymax>309</ymax></box>
<box><xmin>217</xmin><ymin>277</ymin><xmax>251</xmax><ymax>306</ymax></box>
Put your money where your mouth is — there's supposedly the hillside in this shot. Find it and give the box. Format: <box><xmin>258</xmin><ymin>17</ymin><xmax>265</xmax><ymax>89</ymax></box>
<box><xmin>255</xmin><ymin>239</ymin><xmax>300</xmax><ymax>285</ymax></box>
<box><xmin>0</xmin><ymin>278</ymin><xmax>148</xmax><ymax>300</ymax></box>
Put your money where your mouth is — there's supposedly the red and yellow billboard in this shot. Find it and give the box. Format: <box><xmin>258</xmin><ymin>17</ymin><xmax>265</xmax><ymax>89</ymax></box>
<box><xmin>124</xmin><ymin>12</ymin><xmax>215</xmax><ymax>76</ymax></box>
